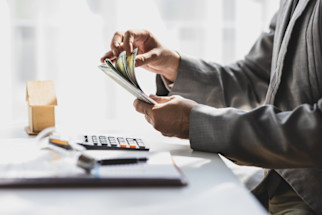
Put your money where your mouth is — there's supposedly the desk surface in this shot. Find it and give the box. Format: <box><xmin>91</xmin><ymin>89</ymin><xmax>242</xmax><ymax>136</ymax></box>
<box><xmin>0</xmin><ymin>120</ymin><xmax>266</xmax><ymax>215</ymax></box>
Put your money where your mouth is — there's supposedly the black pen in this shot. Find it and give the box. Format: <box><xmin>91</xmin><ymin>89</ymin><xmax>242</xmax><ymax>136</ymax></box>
<box><xmin>97</xmin><ymin>157</ymin><xmax>148</xmax><ymax>165</ymax></box>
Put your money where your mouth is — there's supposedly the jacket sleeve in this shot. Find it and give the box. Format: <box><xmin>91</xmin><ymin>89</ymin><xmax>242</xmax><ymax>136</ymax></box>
<box><xmin>157</xmin><ymin>13</ymin><xmax>277</xmax><ymax>110</ymax></box>
<box><xmin>190</xmin><ymin>101</ymin><xmax>322</xmax><ymax>168</ymax></box>
<box><xmin>157</xmin><ymin>11</ymin><xmax>322</xmax><ymax>168</ymax></box>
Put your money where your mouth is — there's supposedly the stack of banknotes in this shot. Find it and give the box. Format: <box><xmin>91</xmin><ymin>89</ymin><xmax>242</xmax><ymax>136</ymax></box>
<box><xmin>98</xmin><ymin>48</ymin><xmax>156</xmax><ymax>104</ymax></box>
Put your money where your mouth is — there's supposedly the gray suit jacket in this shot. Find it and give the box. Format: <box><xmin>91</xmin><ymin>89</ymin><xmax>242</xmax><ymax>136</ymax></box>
<box><xmin>156</xmin><ymin>0</ymin><xmax>322</xmax><ymax>213</ymax></box>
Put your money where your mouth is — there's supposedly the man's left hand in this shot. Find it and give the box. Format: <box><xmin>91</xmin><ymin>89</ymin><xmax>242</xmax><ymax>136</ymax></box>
<box><xmin>133</xmin><ymin>95</ymin><xmax>197</xmax><ymax>139</ymax></box>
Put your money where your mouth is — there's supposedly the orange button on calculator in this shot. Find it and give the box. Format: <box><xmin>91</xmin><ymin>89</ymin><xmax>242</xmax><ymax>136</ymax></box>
<box><xmin>129</xmin><ymin>144</ymin><xmax>137</xmax><ymax>148</ymax></box>
<box><xmin>120</xmin><ymin>143</ymin><xmax>128</xmax><ymax>148</ymax></box>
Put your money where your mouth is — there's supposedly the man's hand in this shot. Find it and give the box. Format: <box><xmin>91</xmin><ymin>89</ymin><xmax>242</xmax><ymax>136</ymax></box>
<box><xmin>134</xmin><ymin>95</ymin><xmax>197</xmax><ymax>139</ymax></box>
<box><xmin>100</xmin><ymin>29</ymin><xmax>180</xmax><ymax>82</ymax></box>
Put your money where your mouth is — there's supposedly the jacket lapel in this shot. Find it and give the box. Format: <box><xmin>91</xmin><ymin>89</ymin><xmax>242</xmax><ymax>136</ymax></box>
<box><xmin>266</xmin><ymin>0</ymin><xmax>311</xmax><ymax>104</ymax></box>
<box><xmin>271</xmin><ymin>0</ymin><xmax>293</xmax><ymax>71</ymax></box>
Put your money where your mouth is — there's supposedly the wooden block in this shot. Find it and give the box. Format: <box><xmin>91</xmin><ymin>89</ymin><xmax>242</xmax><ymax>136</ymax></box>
<box><xmin>26</xmin><ymin>81</ymin><xmax>57</xmax><ymax>135</ymax></box>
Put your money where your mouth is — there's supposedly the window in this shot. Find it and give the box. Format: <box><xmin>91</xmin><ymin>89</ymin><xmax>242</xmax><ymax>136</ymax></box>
<box><xmin>1</xmin><ymin>0</ymin><xmax>279</xmax><ymax>126</ymax></box>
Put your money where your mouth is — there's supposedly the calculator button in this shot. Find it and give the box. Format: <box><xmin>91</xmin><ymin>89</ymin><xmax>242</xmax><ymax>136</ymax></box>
<box><xmin>117</xmin><ymin>137</ymin><xmax>127</xmax><ymax>146</ymax></box>
<box><xmin>129</xmin><ymin>143</ymin><xmax>137</xmax><ymax>148</ymax></box>
<box><xmin>136</xmin><ymin>138</ymin><xmax>143</xmax><ymax>143</ymax></box>
<box><xmin>99</xmin><ymin>136</ymin><xmax>106</xmax><ymax>140</ymax></box>
<box><xmin>92</xmin><ymin>136</ymin><xmax>98</xmax><ymax>142</ymax></box>
<box><xmin>117</xmin><ymin>137</ymin><xmax>125</xmax><ymax>142</ymax></box>
<box><xmin>99</xmin><ymin>136</ymin><xmax>108</xmax><ymax>144</ymax></box>
<box><xmin>108</xmin><ymin>137</ymin><xmax>116</xmax><ymax>142</ymax></box>
<box><xmin>135</xmin><ymin>139</ymin><xmax>146</xmax><ymax>148</ymax></box>
<box><xmin>126</xmin><ymin>138</ymin><xmax>138</xmax><ymax>149</ymax></box>
<box><xmin>107</xmin><ymin>137</ymin><xmax>117</xmax><ymax>146</ymax></box>
<box><xmin>126</xmin><ymin>138</ymin><xmax>135</xmax><ymax>144</ymax></box>
<box><xmin>110</xmin><ymin>142</ymin><xmax>118</xmax><ymax>147</ymax></box>
<box><xmin>120</xmin><ymin>143</ymin><xmax>128</xmax><ymax>148</ymax></box>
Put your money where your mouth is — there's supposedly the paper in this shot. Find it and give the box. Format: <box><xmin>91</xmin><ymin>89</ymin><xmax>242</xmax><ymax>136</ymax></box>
<box><xmin>95</xmin><ymin>152</ymin><xmax>182</xmax><ymax>179</ymax></box>
<box><xmin>85</xmin><ymin>150</ymin><xmax>149</xmax><ymax>160</ymax></box>
<box><xmin>0</xmin><ymin>140</ymin><xmax>186</xmax><ymax>186</ymax></box>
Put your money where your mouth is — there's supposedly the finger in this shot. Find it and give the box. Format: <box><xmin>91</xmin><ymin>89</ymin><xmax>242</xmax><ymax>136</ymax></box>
<box><xmin>133</xmin><ymin>99</ymin><xmax>153</xmax><ymax>115</ymax></box>
<box><xmin>161</xmin><ymin>132</ymin><xmax>172</xmax><ymax>137</ymax></box>
<box><xmin>100</xmin><ymin>50</ymin><xmax>116</xmax><ymax>63</ymax></box>
<box><xmin>149</xmin><ymin>95</ymin><xmax>172</xmax><ymax>104</ymax></box>
<box><xmin>123</xmin><ymin>30</ymin><xmax>150</xmax><ymax>56</ymax></box>
<box><xmin>110</xmin><ymin>31</ymin><xmax>124</xmax><ymax>56</ymax></box>
<box><xmin>135</xmin><ymin>51</ymin><xmax>158</xmax><ymax>67</ymax></box>
<box><xmin>144</xmin><ymin>114</ymin><xmax>153</xmax><ymax>125</ymax></box>
<box><xmin>124</xmin><ymin>31</ymin><xmax>134</xmax><ymax>56</ymax></box>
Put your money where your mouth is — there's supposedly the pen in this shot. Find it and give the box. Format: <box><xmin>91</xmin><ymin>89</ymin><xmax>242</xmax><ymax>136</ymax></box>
<box><xmin>97</xmin><ymin>157</ymin><xmax>148</xmax><ymax>165</ymax></box>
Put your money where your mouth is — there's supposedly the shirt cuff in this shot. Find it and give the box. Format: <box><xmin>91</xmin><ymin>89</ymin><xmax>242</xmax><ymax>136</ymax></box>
<box><xmin>160</xmin><ymin>75</ymin><xmax>174</xmax><ymax>92</ymax></box>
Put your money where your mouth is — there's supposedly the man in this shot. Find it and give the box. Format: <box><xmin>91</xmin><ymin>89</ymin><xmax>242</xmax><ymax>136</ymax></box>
<box><xmin>101</xmin><ymin>0</ymin><xmax>322</xmax><ymax>214</ymax></box>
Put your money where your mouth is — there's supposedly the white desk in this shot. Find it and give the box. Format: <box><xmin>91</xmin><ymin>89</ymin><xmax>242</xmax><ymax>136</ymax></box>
<box><xmin>0</xmin><ymin>120</ymin><xmax>266</xmax><ymax>215</ymax></box>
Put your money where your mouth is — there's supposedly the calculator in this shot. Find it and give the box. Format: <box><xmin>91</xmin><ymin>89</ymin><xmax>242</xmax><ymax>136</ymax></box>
<box><xmin>77</xmin><ymin>135</ymin><xmax>149</xmax><ymax>151</ymax></box>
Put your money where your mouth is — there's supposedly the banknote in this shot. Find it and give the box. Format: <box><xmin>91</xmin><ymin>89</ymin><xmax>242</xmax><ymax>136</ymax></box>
<box><xmin>114</xmin><ymin>48</ymin><xmax>141</xmax><ymax>90</ymax></box>
<box><xmin>115</xmin><ymin>51</ymin><xmax>129</xmax><ymax>80</ymax></box>
<box><xmin>126</xmin><ymin>48</ymin><xmax>141</xmax><ymax>90</ymax></box>
<box><xmin>98</xmin><ymin>48</ymin><xmax>156</xmax><ymax>104</ymax></box>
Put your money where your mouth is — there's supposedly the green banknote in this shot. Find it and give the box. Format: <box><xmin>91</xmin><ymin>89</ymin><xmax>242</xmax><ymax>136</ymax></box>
<box><xmin>115</xmin><ymin>51</ymin><xmax>129</xmax><ymax>80</ymax></box>
<box><xmin>99</xmin><ymin>48</ymin><xmax>156</xmax><ymax>104</ymax></box>
<box><xmin>114</xmin><ymin>49</ymin><xmax>141</xmax><ymax>90</ymax></box>
<box><xmin>126</xmin><ymin>48</ymin><xmax>141</xmax><ymax>90</ymax></box>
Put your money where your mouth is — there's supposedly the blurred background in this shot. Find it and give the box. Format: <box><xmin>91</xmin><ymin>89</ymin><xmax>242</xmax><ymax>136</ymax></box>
<box><xmin>0</xmin><ymin>0</ymin><xmax>279</xmax><ymax>127</ymax></box>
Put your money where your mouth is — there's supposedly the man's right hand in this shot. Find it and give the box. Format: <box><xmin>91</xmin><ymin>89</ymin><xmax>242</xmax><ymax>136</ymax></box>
<box><xmin>100</xmin><ymin>30</ymin><xmax>180</xmax><ymax>83</ymax></box>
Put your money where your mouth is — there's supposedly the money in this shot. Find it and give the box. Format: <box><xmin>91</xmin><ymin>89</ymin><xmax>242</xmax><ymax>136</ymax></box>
<box><xmin>107</xmin><ymin>48</ymin><xmax>142</xmax><ymax>90</ymax></box>
<box><xmin>99</xmin><ymin>48</ymin><xmax>156</xmax><ymax>104</ymax></box>
<box><xmin>115</xmin><ymin>51</ymin><xmax>128</xmax><ymax>80</ymax></box>
<box><xmin>126</xmin><ymin>49</ymin><xmax>141</xmax><ymax>90</ymax></box>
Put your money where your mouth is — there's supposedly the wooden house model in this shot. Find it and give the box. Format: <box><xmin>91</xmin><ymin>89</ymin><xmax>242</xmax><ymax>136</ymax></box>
<box><xmin>26</xmin><ymin>80</ymin><xmax>57</xmax><ymax>135</ymax></box>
